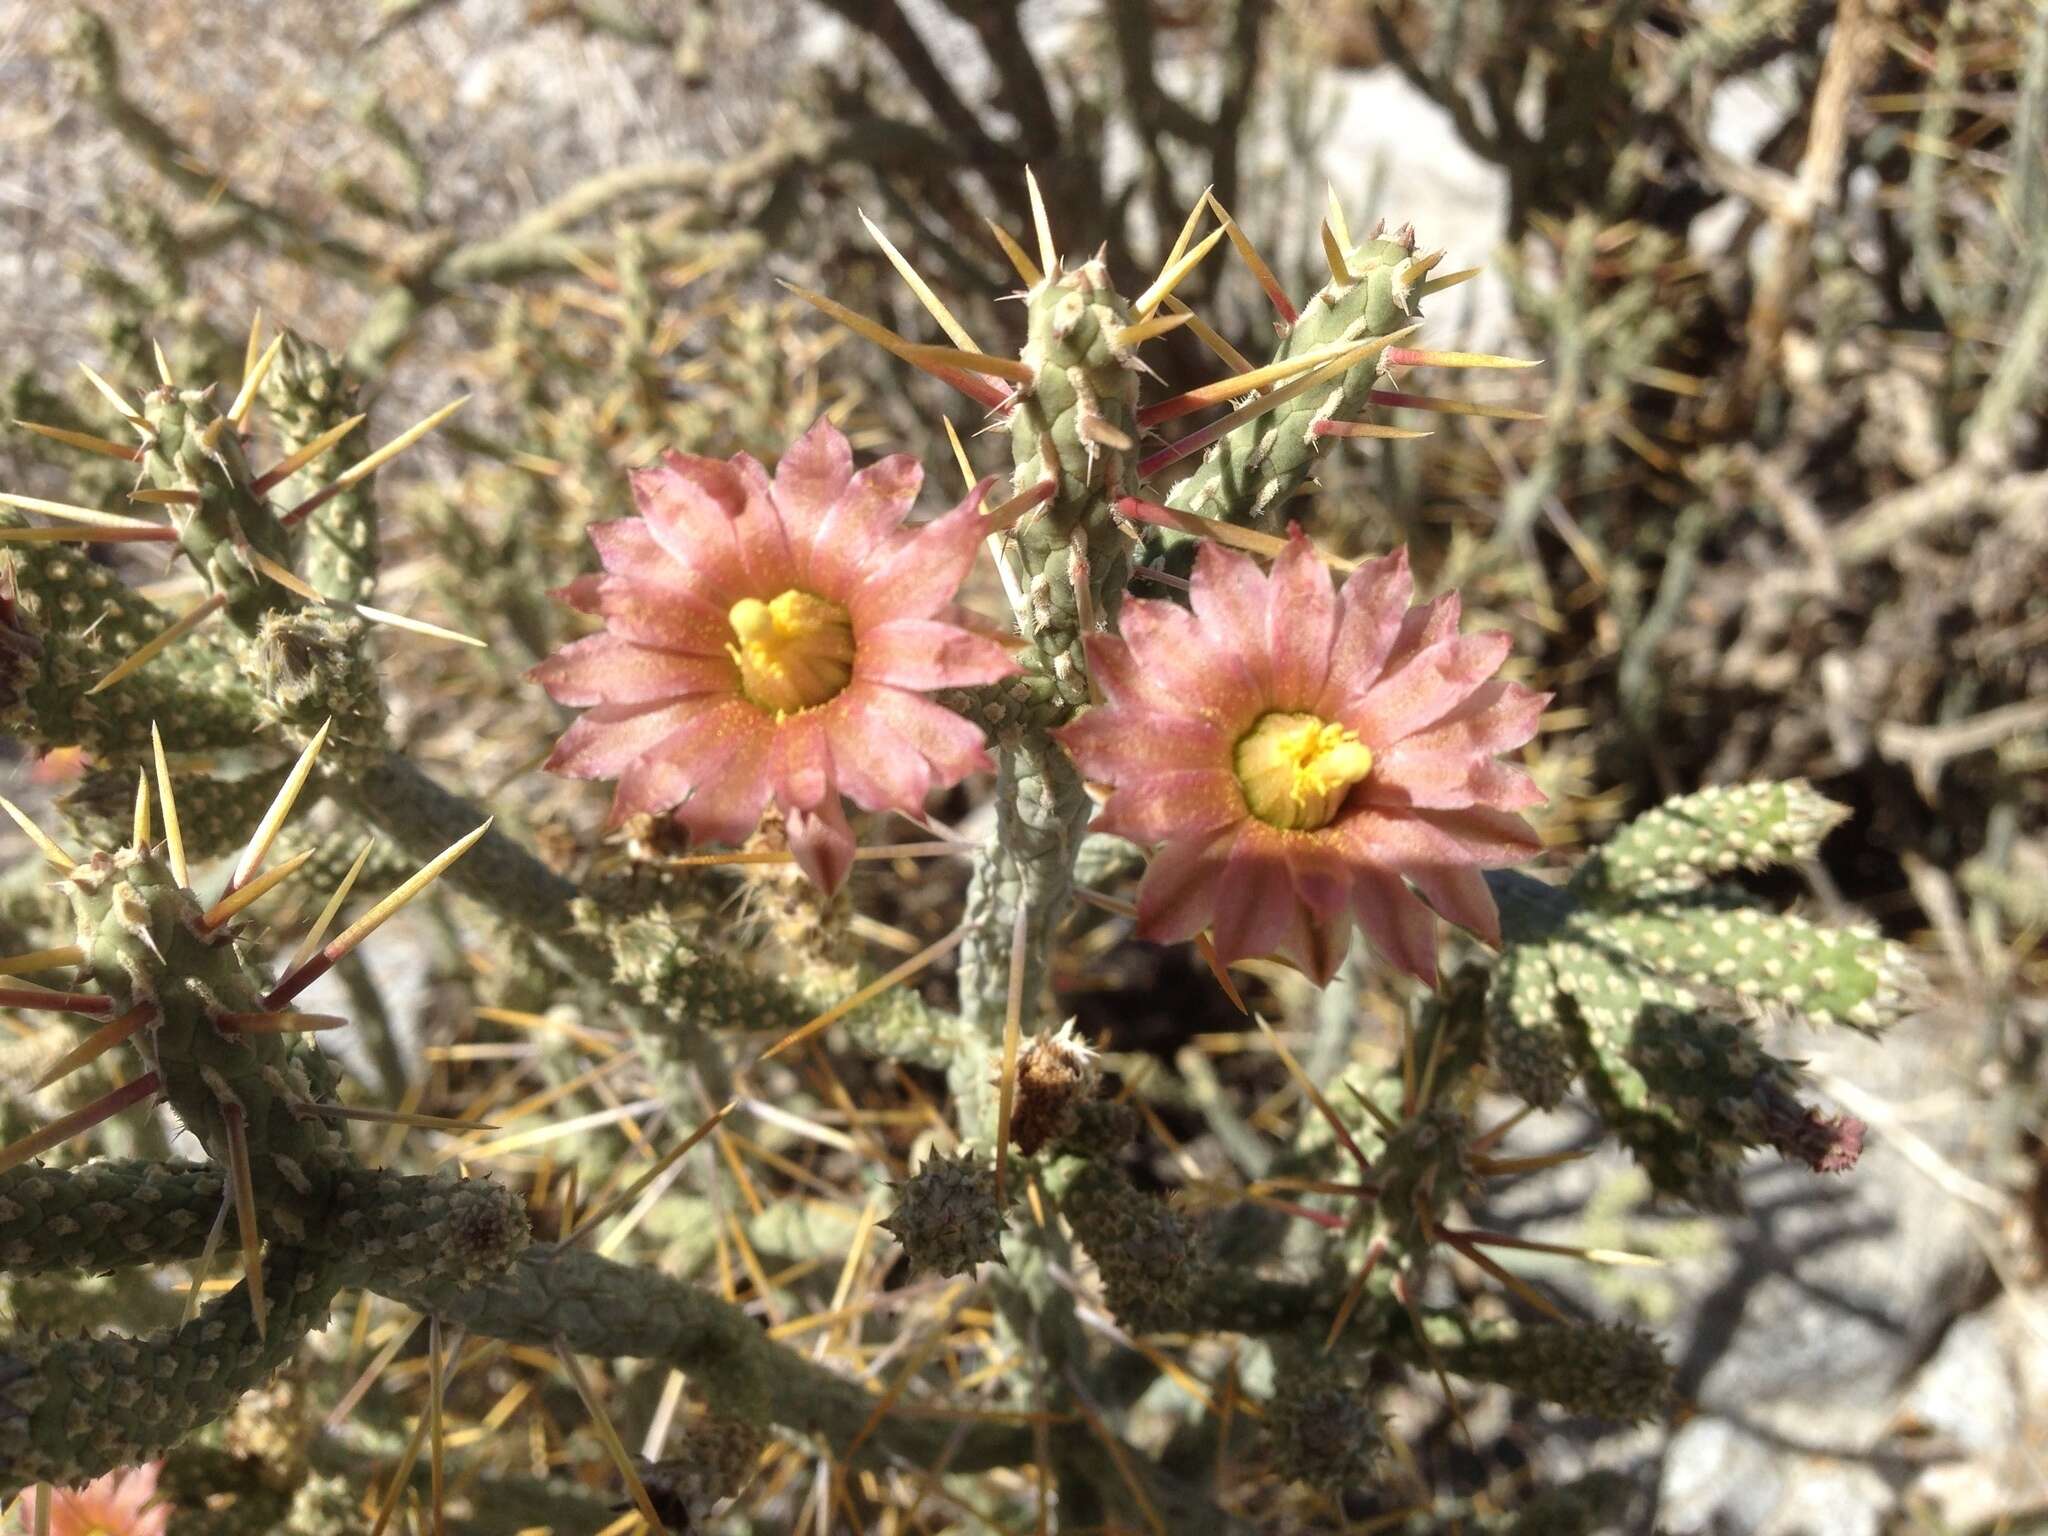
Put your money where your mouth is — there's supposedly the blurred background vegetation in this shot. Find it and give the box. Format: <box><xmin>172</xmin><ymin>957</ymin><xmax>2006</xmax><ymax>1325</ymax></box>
<box><xmin>1</xmin><ymin>0</ymin><xmax>2043</xmax><ymax>1530</ymax></box>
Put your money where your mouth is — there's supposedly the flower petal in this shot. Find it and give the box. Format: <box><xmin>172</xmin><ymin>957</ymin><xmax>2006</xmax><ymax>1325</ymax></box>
<box><xmin>770</xmin><ymin>711</ymin><xmax>835</xmax><ymax>811</ymax></box>
<box><xmin>544</xmin><ymin>699</ymin><xmax>706</xmax><ymax>780</ymax></box>
<box><xmin>1409</xmin><ymin>864</ymin><xmax>1502</xmax><ymax>946</ymax></box>
<box><xmin>787</xmin><ymin>795</ymin><xmax>856</xmax><ymax>894</ymax></box>
<box><xmin>1350</xmin><ymin>869</ymin><xmax>1440</xmax><ymax>984</ymax></box>
<box><xmin>635</xmin><ymin>453</ymin><xmax>749</xmax><ymax>595</ymax></box>
<box><xmin>1133</xmin><ymin>824</ymin><xmax>1239</xmax><ymax>944</ymax></box>
<box><xmin>529</xmin><ymin>633</ymin><xmax>734</xmax><ymax>706</ymax></box>
<box><xmin>848</xmin><ymin>486</ymin><xmax>992</xmax><ymax>625</ymax></box>
<box><xmin>1265</xmin><ymin>530</ymin><xmax>1338</xmax><ymax>707</ymax></box>
<box><xmin>855</xmin><ymin>618</ymin><xmax>1017</xmax><ymax>690</ymax></box>
<box><xmin>1209</xmin><ymin>831</ymin><xmax>1296</xmax><ymax>964</ymax></box>
<box><xmin>807</xmin><ymin>454</ymin><xmax>923</xmax><ymax>596</ymax></box>
<box><xmin>1272</xmin><ymin>898</ymin><xmax>1354</xmax><ymax>985</ymax></box>
<box><xmin>1057</xmin><ymin>705</ymin><xmax>1232</xmax><ymax>785</ymax></box>
<box><xmin>774</xmin><ymin>416</ymin><xmax>854</xmax><ymax>525</ymax></box>
<box><xmin>844</xmin><ymin>683</ymin><xmax>993</xmax><ymax>789</ymax></box>
<box><xmin>646</xmin><ymin>698</ymin><xmax>776</xmax><ymax>841</ymax></box>
<box><xmin>1188</xmin><ymin>541</ymin><xmax>1273</xmax><ymax>693</ymax></box>
<box><xmin>1340</xmin><ymin>631</ymin><xmax>1515</xmax><ymax>748</ymax></box>
<box><xmin>1335</xmin><ymin>803</ymin><xmax>1543</xmax><ymax>870</ymax></box>
<box><xmin>1113</xmin><ymin>598</ymin><xmax>1260</xmax><ymax>720</ymax></box>
<box><xmin>1094</xmin><ymin>770</ymin><xmax>1244</xmax><ymax>844</ymax></box>
<box><xmin>730</xmin><ymin>453</ymin><xmax>800</xmax><ymax>593</ymax></box>
<box><xmin>1319</xmin><ymin>546</ymin><xmax>1413</xmax><ymax>713</ymax></box>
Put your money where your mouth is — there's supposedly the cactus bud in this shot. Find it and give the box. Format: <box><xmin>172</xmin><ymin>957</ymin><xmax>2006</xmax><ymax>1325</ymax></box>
<box><xmin>880</xmin><ymin>1152</ymin><xmax>1007</xmax><ymax>1277</ymax></box>
<box><xmin>1262</xmin><ymin>1361</ymin><xmax>1384</xmax><ymax>1495</ymax></box>
<box><xmin>1443</xmin><ymin>1319</ymin><xmax>1673</xmax><ymax>1421</ymax></box>
<box><xmin>1060</xmin><ymin>1161</ymin><xmax>1194</xmax><ymax>1332</ymax></box>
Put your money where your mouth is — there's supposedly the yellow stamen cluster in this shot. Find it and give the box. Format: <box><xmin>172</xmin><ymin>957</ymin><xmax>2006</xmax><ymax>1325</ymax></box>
<box><xmin>1234</xmin><ymin>712</ymin><xmax>1374</xmax><ymax>831</ymax></box>
<box><xmin>727</xmin><ymin>590</ymin><xmax>855</xmax><ymax>715</ymax></box>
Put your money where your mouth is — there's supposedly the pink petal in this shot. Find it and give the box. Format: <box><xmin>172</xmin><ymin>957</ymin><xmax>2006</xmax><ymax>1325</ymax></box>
<box><xmin>787</xmin><ymin>795</ymin><xmax>856</xmax><ymax>893</ymax></box>
<box><xmin>1350</xmin><ymin>869</ymin><xmax>1440</xmax><ymax>984</ymax></box>
<box><xmin>1264</xmin><ymin>531</ymin><xmax>1339</xmax><ymax>707</ymax></box>
<box><xmin>827</xmin><ymin>704</ymin><xmax>934</xmax><ymax>809</ymax></box>
<box><xmin>1272</xmin><ymin>899</ymin><xmax>1355</xmax><ymax>985</ymax></box>
<box><xmin>553</xmin><ymin>573</ymin><xmax>604</xmax><ymax>614</ymax></box>
<box><xmin>634</xmin><ymin>455</ymin><xmax>748</xmax><ymax>595</ymax></box>
<box><xmin>1367</xmin><ymin>755</ymin><xmax>1545</xmax><ymax>812</ymax></box>
<box><xmin>730</xmin><ymin>453</ymin><xmax>800</xmax><ymax>593</ymax></box>
<box><xmin>773</xmin><ymin>416</ymin><xmax>854</xmax><ymax>526</ymax></box>
<box><xmin>588</xmin><ymin>573</ymin><xmax>733</xmax><ymax>654</ymax></box>
<box><xmin>848</xmin><ymin>489</ymin><xmax>990</xmax><ymax>625</ymax></box>
<box><xmin>844</xmin><ymin>683</ymin><xmax>993</xmax><ymax>789</ymax></box>
<box><xmin>1115</xmin><ymin>598</ymin><xmax>1260</xmax><ymax>720</ymax></box>
<box><xmin>1380</xmin><ymin>591</ymin><xmax>1461</xmax><ymax>675</ymax></box>
<box><xmin>1335</xmin><ymin>804</ymin><xmax>1543</xmax><ymax>870</ymax></box>
<box><xmin>855</xmin><ymin>619</ymin><xmax>1017</xmax><ymax>690</ymax></box>
<box><xmin>1188</xmin><ymin>542</ymin><xmax>1273</xmax><ymax>693</ymax></box>
<box><xmin>650</xmin><ymin>698</ymin><xmax>777</xmax><ymax>841</ymax></box>
<box><xmin>530</xmin><ymin>633</ymin><xmax>734</xmax><ymax>706</ymax></box>
<box><xmin>770</xmin><ymin>712</ymin><xmax>835</xmax><ymax>811</ymax></box>
<box><xmin>545</xmin><ymin>699</ymin><xmax>707</xmax><ymax>780</ymax></box>
<box><xmin>1093</xmin><ymin>770</ymin><xmax>1245</xmax><ymax>844</ymax></box>
<box><xmin>1410</xmin><ymin>865</ymin><xmax>1501</xmax><ymax>946</ymax></box>
<box><xmin>1208</xmin><ymin>833</ymin><xmax>1296</xmax><ymax>964</ymax></box>
<box><xmin>806</xmin><ymin>455</ymin><xmax>924</xmax><ymax>596</ymax></box>
<box><xmin>1134</xmin><ymin>824</ymin><xmax>1239</xmax><ymax>944</ymax></box>
<box><xmin>1319</xmin><ymin>546</ymin><xmax>1413</xmax><ymax>714</ymax></box>
<box><xmin>1340</xmin><ymin>631</ymin><xmax>1514</xmax><ymax>748</ymax></box>
<box><xmin>1056</xmin><ymin>706</ymin><xmax>1231</xmax><ymax>785</ymax></box>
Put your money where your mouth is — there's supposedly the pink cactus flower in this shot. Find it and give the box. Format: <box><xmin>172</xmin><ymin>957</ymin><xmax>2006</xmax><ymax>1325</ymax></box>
<box><xmin>535</xmin><ymin>418</ymin><xmax>1016</xmax><ymax>891</ymax></box>
<box><xmin>1057</xmin><ymin>536</ymin><xmax>1548</xmax><ymax>985</ymax></box>
<box><xmin>9</xmin><ymin>1463</ymin><xmax>169</xmax><ymax>1535</ymax></box>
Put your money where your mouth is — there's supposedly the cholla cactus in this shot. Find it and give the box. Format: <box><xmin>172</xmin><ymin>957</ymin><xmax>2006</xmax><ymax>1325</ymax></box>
<box><xmin>0</xmin><ymin>166</ymin><xmax>1922</xmax><ymax>1536</ymax></box>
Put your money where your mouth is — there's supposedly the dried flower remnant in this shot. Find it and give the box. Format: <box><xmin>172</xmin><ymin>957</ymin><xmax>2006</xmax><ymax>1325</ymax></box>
<box><xmin>1059</xmin><ymin>535</ymin><xmax>1547</xmax><ymax>983</ymax></box>
<box><xmin>534</xmin><ymin>417</ymin><xmax>1016</xmax><ymax>890</ymax></box>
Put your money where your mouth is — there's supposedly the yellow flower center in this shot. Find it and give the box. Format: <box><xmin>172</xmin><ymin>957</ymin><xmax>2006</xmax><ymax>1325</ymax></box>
<box><xmin>727</xmin><ymin>589</ymin><xmax>855</xmax><ymax>715</ymax></box>
<box><xmin>1233</xmin><ymin>712</ymin><xmax>1374</xmax><ymax>831</ymax></box>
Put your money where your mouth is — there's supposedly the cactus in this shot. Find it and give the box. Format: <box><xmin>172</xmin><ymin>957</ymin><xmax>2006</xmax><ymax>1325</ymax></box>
<box><xmin>0</xmin><ymin>76</ymin><xmax>1936</xmax><ymax>1527</ymax></box>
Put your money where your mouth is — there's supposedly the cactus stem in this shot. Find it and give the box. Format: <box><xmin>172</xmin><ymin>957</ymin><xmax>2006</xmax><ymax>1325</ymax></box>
<box><xmin>1205</xmin><ymin>193</ymin><xmax>1298</xmax><ymax>323</ymax></box>
<box><xmin>756</xmin><ymin>924</ymin><xmax>965</xmax><ymax>1063</ymax></box>
<box><xmin>284</xmin><ymin>395</ymin><xmax>469</xmax><ymax>525</ymax></box>
<box><xmin>1322</xmin><ymin>1232</ymin><xmax>1388</xmax><ymax>1352</ymax></box>
<box><xmin>221</xmin><ymin>1101</ymin><xmax>267</xmax><ymax>1338</ymax></box>
<box><xmin>860</xmin><ymin>209</ymin><xmax>982</xmax><ymax>352</ymax></box>
<box><xmin>252</xmin><ymin>412</ymin><xmax>367</xmax><ymax>494</ymax></box>
<box><xmin>1319</xmin><ymin>220</ymin><xmax>1352</xmax><ymax>285</ymax></box>
<box><xmin>1365</xmin><ymin>387</ymin><xmax>1542</xmax><ymax>421</ymax></box>
<box><xmin>87</xmin><ymin>591</ymin><xmax>226</xmax><ymax>695</ymax></box>
<box><xmin>1256</xmin><ymin>1015</ymin><xmax>1371</xmax><ymax>1171</ymax></box>
<box><xmin>556</xmin><ymin>1339</ymin><xmax>671</xmax><ymax>1533</ymax></box>
<box><xmin>29</xmin><ymin>1002</ymin><xmax>155</xmax><ymax>1090</ymax></box>
<box><xmin>1025</xmin><ymin>165</ymin><xmax>1058</xmax><ymax>275</ymax></box>
<box><xmin>287</xmin><ymin>837</ymin><xmax>374</xmax><ymax>973</ymax></box>
<box><xmin>1312</xmin><ymin>419</ymin><xmax>1432</xmax><ymax>440</ymax></box>
<box><xmin>0</xmin><ymin>490</ymin><xmax>164</xmax><ymax>529</ymax></box>
<box><xmin>201</xmin><ymin>847</ymin><xmax>314</xmax><ymax>929</ymax></box>
<box><xmin>267</xmin><ymin>819</ymin><xmax>490</xmax><ymax>1005</ymax></box>
<box><xmin>782</xmin><ymin>283</ymin><xmax>1010</xmax><ymax>409</ymax></box>
<box><xmin>1139</xmin><ymin>333</ymin><xmax>1401</xmax><ymax>428</ymax></box>
<box><xmin>0</xmin><ymin>1069</ymin><xmax>159</xmax><ymax>1175</ymax></box>
<box><xmin>77</xmin><ymin>361</ymin><xmax>147</xmax><ymax>429</ymax></box>
<box><xmin>994</xmin><ymin>904</ymin><xmax>1029</xmax><ymax>1205</ymax></box>
<box><xmin>1134</xmin><ymin>225</ymin><xmax>1225</xmax><ymax>318</ymax></box>
<box><xmin>1384</xmin><ymin>346</ymin><xmax>1541</xmax><ymax>371</ymax></box>
<box><xmin>986</xmin><ymin>218</ymin><xmax>1042</xmax><ymax>286</ymax></box>
<box><xmin>0</xmin><ymin>944</ymin><xmax>86</xmax><ymax>977</ymax></box>
<box><xmin>150</xmin><ymin>722</ymin><xmax>190</xmax><ymax>885</ymax></box>
<box><xmin>1133</xmin><ymin>327</ymin><xmax>1416</xmax><ymax>479</ymax></box>
<box><xmin>227</xmin><ymin>332</ymin><xmax>286</xmax><ymax>424</ymax></box>
<box><xmin>11</xmin><ymin>419</ymin><xmax>146</xmax><ymax>461</ymax></box>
